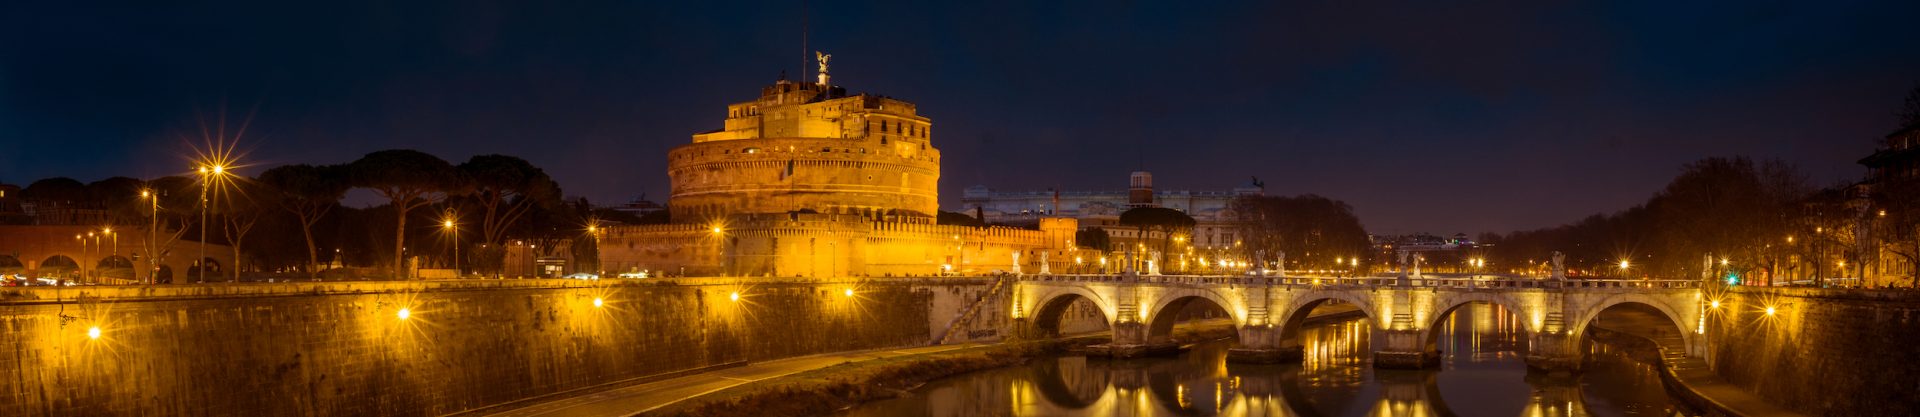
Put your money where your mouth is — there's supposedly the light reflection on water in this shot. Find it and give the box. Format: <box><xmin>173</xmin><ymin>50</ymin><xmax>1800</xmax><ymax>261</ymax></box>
<box><xmin>840</xmin><ymin>304</ymin><xmax>1690</xmax><ymax>417</ymax></box>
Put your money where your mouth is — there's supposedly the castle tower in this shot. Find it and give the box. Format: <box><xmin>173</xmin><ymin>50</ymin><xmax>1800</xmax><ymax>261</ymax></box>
<box><xmin>1128</xmin><ymin>171</ymin><xmax>1155</xmax><ymax>208</ymax></box>
<box><xmin>667</xmin><ymin>73</ymin><xmax>941</xmax><ymax>222</ymax></box>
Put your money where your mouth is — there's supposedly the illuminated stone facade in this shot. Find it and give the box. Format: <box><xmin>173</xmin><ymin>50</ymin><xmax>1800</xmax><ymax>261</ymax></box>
<box><xmin>598</xmin><ymin>75</ymin><xmax>1071</xmax><ymax>277</ymax></box>
<box><xmin>669</xmin><ymin>80</ymin><xmax>940</xmax><ymax>221</ymax></box>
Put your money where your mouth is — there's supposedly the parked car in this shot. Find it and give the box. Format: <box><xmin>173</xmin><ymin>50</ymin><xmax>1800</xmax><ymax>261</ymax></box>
<box><xmin>562</xmin><ymin>273</ymin><xmax>600</xmax><ymax>280</ymax></box>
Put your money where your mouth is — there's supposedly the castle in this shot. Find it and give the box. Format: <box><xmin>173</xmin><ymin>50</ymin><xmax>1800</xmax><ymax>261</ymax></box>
<box><xmin>595</xmin><ymin>72</ymin><xmax>1076</xmax><ymax>277</ymax></box>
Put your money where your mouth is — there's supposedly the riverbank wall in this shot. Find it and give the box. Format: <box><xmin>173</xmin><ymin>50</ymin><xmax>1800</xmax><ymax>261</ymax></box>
<box><xmin>1707</xmin><ymin>286</ymin><xmax>1920</xmax><ymax>416</ymax></box>
<box><xmin>0</xmin><ymin>277</ymin><xmax>1093</xmax><ymax>416</ymax></box>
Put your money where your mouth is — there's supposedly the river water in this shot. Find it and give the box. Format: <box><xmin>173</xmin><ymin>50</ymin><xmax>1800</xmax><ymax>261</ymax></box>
<box><xmin>841</xmin><ymin>303</ymin><xmax>1690</xmax><ymax>417</ymax></box>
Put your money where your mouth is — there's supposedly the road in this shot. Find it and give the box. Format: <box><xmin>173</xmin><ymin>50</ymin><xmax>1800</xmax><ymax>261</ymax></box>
<box><xmin>473</xmin><ymin>344</ymin><xmax>982</xmax><ymax>417</ymax></box>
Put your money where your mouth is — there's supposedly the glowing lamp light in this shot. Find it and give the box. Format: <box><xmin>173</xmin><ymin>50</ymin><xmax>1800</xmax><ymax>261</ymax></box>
<box><xmin>1765</xmin><ymin>306</ymin><xmax>1776</xmax><ymax>316</ymax></box>
<box><xmin>712</xmin><ymin>227</ymin><xmax>724</xmax><ymax>235</ymax></box>
<box><xmin>397</xmin><ymin>308</ymin><xmax>412</xmax><ymax>320</ymax></box>
<box><xmin>729</xmin><ymin>292</ymin><xmax>740</xmax><ymax>302</ymax></box>
<box><xmin>87</xmin><ymin>326</ymin><xmax>101</xmax><ymax>340</ymax></box>
<box><xmin>1709</xmin><ymin>300</ymin><xmax>1720</xmax><ymax>309</ymax></box>
<box><xmin>592</xmin><ymin>298</ymin><xmax>604</xmax><ymax>308</ymax></box>
<box><xmin>1618</xmin><ymin>260</ymin><xmax>1630</xmax><ymax>269</ymax></box>
<box><xmin>843</xmin><ymin>288</ymin><xmax>854</xmax><ymax>297</ymax></box>
<box><xmin>443</xmin><ymin>220</ymin><xmax>454</xmax><ymax>228</ymax></box>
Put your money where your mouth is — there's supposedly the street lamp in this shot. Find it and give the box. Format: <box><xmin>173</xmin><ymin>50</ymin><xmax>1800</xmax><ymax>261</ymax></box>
<box><xmin>142</xmin><ymin>188</ymin><xmax>159</xmax><ymax>284</ymax></box>
<box><xmin>1618</xmin><ymin>260</ymin><xmax>1630</xmax><ymax>278</ymax></box>
<box><xmin>195</xmin><ymin>164</ymin><xmax>226</xmax><ymax>282</ymax></box>
<box><xmin>443</xmin><ymin>216</ymin><xmax>459</xmax><ymax>278</ymax></box>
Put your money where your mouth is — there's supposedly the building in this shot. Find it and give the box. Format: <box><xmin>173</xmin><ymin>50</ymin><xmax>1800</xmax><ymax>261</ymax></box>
<box><xmin>569</xmin><ymin>68</ymin><xmax>1074</xmax><ymax>278</ymax></box>
<box><xmin>961</xmin><ymin>172</ymin><xmax>1262</xmax><ymax>246</ymax></box>
<box><xmin>960</xmin><ymin>172</ymin><xmax>1264</xmax><ymax>274</ymax></box>
<box><xmin>1856</xmin><ymin>124</ymin><xmax>1920</xmax><ymax>286</ymax></box>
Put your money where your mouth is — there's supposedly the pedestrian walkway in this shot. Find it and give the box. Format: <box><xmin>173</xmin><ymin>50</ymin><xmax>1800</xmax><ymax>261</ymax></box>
<box><xmin>471</xmin><ymin>344</ymin><xmax>982</xmax><ymax>417</ymax></box>
<box><xmin>1595</xmin><ymin>309</ymin><xmax>1806</xmax><ymax>417</ymax></box>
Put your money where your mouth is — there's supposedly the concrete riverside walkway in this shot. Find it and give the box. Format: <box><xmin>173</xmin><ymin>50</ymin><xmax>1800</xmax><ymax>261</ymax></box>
<box><xmin>1594</xmin><ymin>309</ymin><xmax>1806</xmax><ymax>417</ymax></box>
<box><xmin>472</xmin><ymin>344</ymin><xmax>984</xmax><ymax>417</ymax></box>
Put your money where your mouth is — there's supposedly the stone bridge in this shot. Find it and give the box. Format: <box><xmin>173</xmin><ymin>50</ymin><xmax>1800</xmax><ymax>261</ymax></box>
<box><xmin>1008</xmin><ymin>273</ymin><xmax>1704</xmax><ymax>371</ymax></box>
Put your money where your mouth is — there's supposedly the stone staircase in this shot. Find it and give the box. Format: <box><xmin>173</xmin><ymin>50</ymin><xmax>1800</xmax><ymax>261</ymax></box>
<box><xmin>931</xmin><ymin>276</ymin><xmax>1011</xmax><ymax>345</ymax></box>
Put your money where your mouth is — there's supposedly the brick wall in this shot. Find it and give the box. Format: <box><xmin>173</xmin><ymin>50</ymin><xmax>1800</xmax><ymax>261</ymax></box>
<box><xmin>0</xmin><ymin>278</ymin><xmax>994</xmax><ymax>416</ymax></box>
<box><xmin>1707</xmin><ymin>286</ymin><xmax>1920</xmax><ymax>416</ymax></box>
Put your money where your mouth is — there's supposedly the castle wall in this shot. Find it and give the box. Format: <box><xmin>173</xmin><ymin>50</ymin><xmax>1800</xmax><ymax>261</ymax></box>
<box><xmin>667</xmin><ymin>138</ymin><xmax>940</xmax><ymax>220</ymax></box>
<box><xmin>599</xmin><ymin>215</ymin><xmax>1068</xmax><ymax>278</ymax></box>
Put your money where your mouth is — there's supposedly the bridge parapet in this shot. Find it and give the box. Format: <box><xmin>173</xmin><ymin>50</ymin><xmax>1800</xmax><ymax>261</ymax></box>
<box><xmin>1008</xmin><ymin>273</ymin><xmax>1707</xmax><ymax>372</ymax></box>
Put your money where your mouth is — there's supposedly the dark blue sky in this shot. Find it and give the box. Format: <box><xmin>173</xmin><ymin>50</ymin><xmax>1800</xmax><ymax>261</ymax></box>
<box><xmin>3</xmin><ymin>0</ymin><xmax>1917</xmax><ymax>234</ymax></box>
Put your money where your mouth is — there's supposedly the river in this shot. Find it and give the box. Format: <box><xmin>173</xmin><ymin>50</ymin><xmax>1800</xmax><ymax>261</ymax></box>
<box><xmin>840</xmin><ymin>303</ymin><xmax>1691</xmax><ymax>417</ymax></box>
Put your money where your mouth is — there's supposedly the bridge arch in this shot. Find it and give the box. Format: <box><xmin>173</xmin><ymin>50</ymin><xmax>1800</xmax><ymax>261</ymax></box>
<box><xmin>1566</xmin><ymin>293</ymin><xmax>1699</xmax><ymax>359</ymax></box>
<box><xmin>1026</xmin><ymin>286</ymin><xmax>1115</xmax><ymax>337</ymax></box>
<box><xmin>1143</xmin><ymin>289</ymin><xmax>1241</xmax><ymax>343</ymax></box>
<box><xmin>1421</xmin><ymin>291</ymin><xmax>1536</xmax><ymax>353</ymax></box>
<box><xmin>1276</xmin><ymin>290</ymin><xmax>1381</xmax><ymax>342</ymax></box>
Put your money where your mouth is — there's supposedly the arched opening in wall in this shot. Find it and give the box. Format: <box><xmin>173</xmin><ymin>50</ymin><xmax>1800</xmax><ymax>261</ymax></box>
<box><xmin>189</xmin><ymin>258</ymin><xmax>222</xmax><ymax>281</ymax></box>
<box><xmin>1576</xmin><ymin>302</ymin><xmax>1689</xmax><ymax>363</ymax></box>
<box><xmin>1032</xmin><ymin>293</ymin><xmax>1110</xmax><ymax>337</ymax></box>
<box><xmin>38</xmin><ymin>255</ymin><xmax>78</xmax><ymax>278</ymax></box>
<box><xmin>155</xmin><ymin>265</ymin><xmax>174</xmax><ymax>284</ymax></box>
<box><xmin>0</xmin><ymin>254</ymin><xmax>23</xmax><ymax>275</ymax></box>
<box><xmin>1144</xmin><ymin>295</ymin><xmax>1234</xmax><ymax>344</ymax></box>
<box><xmin>1277</xmin><ymin>297</ymin><xmax>1374</xmax><ymax>365</ymax></box>
<box><xmin>96</xmin><ymin>255</ymin><xmax>135</xmax><ymax>279</ymax></box>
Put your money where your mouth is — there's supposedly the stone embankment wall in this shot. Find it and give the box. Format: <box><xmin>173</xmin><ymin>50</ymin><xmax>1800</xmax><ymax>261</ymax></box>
<box><xmin>0</xmin><ymin>277</ymin><xmax>1030</xmax><ymax>416</ymax></box>
<box><xmin>1707</xmin><ymin>286</ymin><xmax>1920</xmax><ymax>416</ymax></box>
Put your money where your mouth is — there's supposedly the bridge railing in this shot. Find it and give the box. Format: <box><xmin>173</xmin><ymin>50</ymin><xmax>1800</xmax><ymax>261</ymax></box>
<box><xmin>1021</xmin><ymin>274</ymin><xmax>1699</xmax><ymax>289</ymax></box>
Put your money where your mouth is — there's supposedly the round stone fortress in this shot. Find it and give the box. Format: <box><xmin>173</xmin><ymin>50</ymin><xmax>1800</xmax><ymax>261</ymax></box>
<box><xmin>668</xmin><ymin>79</ymin><xmax>940</xmax><ymax>221</ymax></box>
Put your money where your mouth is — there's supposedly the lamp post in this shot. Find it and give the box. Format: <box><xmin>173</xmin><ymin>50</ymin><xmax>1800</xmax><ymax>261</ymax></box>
<box><xmin>143</xmin><ymin>189</ymin><xmax>158</xmax><ymax>284</ymax></box>
<box><xmin>443</xmin><ymin>213</ymin><xmax>459</xmax><ymax>278</ymax></box>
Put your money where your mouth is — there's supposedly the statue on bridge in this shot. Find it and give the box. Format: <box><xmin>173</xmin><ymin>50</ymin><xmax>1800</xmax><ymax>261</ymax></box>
<box><xmin>1276</xmin><ymin>251</ymin><xmax>1285</xmax><ymax>277</ymax></box>
<box><xmin>1551</xmin><ymin>251</ymin><xmax>1566</xmax><ymax>281</ymax></box>
<box><xmin>1039</xmin><ymin>251</ymin><xmax>1050</xmax><ymax>275</ymax></box>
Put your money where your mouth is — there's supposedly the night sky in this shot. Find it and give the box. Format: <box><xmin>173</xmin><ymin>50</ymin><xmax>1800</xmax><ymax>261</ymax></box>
<box><xmin>4</xmin><ymin>0</ymin><xmax>1917</xmax><ymax>235</ymax></box>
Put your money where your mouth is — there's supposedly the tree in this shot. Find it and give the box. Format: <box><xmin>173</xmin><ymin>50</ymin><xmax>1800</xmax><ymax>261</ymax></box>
<box><xmin>348</xmin><ymin>150</ymin><xmax>464</xmax><ymax>279</ymax></box>
<box><xmin>22</xmin><ymin>177</ymin><xmax>87</xmax><ymax>207</ymax></box>
<box><xmin>144</xmin><ymin>176</ymin><xmax>204</xmax><ymax>282</ymax></box>
<box><xmin>1076</xmin><ymin>228</ymin><xmax>1112</xmax><ymax>251</ymax></box>
<box><xmin>1231</xmin><ymin>195</ymin><xmax>1371</xmax><ymax>270</ymax></box>
<box><xmin>260</xmin><ymin>164</ymin><xmax>349</xmax><ymax>280</ymax></box>
<box><xmin>1119</xmin><ymin>207</ymin><xmax>1196</xmax><ymax>271</ymax></box>
<box><xmin>456</xmin><ymin>155</ymin><xmax>561</xmax><ymax>277</ymax></box>
<box><xmin>218</xmin><ymin>179</ymin><xmax>269</xmax><ymax>280</ymax></box>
